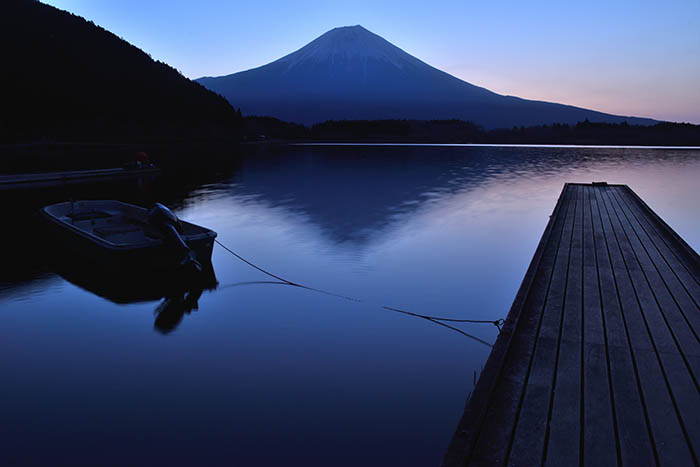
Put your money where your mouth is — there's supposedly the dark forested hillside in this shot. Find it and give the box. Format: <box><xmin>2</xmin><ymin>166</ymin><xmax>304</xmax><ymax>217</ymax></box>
<box><xmin>0</xmin><ymin>0</ymin><xmax>242</xmax><ymax>143</ymax></box>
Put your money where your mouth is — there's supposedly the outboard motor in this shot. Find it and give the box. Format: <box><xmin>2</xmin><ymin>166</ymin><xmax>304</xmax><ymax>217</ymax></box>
<box><xmin>148</xmin><ymin>203</ymin><xmax>202</xmax><ymax>274</ymax></box>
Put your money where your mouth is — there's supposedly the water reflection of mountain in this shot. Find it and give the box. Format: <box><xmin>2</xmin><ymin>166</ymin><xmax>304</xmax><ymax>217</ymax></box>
<box><xmin>231</xmin><ymin>146</ymin><xmax>496</xmax><ymax>244</ymax></box>
<box><xmin>227</xmin><ymin>146</ymin><xmax>693</xmax><ymax>245</ymax></box>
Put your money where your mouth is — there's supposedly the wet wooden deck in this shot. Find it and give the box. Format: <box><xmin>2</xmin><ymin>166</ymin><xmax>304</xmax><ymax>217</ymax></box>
<box><xmin>444</xmin><ymin>183</ymin><xmax>700</xmax><ymax>466</ymax></box>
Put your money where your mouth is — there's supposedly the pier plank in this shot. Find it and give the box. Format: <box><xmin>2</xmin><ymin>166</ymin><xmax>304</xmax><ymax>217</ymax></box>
<box><xmin>444</xmin><ymin>183</ymin><xmax>700</xmax><ymax>467</ymax></box>
<box><xmin>591</xmin><ymin>187</ymin><xmax>656</xmax><ymax>466</ymax></box>
<box><xmin>608</xmin><ymin>189</ymin><xmax>700</xmax><ymax>395</ymax></box>
<box><xmin>466</xmin><ymin>186</ymin><xmax>576</xmax><ymax>465</ymax></box>
<box><xmin>597</xmin><ymin>187</ymin><xmax>694</xmax><ymax>465</ymax></box>
<box><xmin>580</xmin><ymin>186</ymin><xmax>617</xmax><ymax>466</ymax></box>
<box><xmin>610</xmin><ymin>187</ymin><xmax>700</xmax><ymax>343</ymax></box>
<box><xmin>506</xmin><ymin>186</ymin><xmax>578</xmax><ymax>466</ymax></box>
<box><xmin>619</xmin><ymin>187</ymin><xmax>700</xmax><ymax>292</ymax></box>
<box><xmin>546</xmin><ymin>185</ymin><xmax>584</xmax><ymax>466</ymax></box>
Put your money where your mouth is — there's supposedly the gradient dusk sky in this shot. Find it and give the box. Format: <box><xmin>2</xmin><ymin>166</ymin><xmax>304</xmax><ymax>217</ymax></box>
<box><xmin>42</xmin><ymin>0</ymin><xmax>700</xmax><ymax>124</ymax></box>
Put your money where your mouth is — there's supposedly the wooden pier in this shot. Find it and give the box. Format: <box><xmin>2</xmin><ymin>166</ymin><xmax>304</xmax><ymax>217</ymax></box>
<box><xmin>0</xmin><ymin>167</ymin><xmax>159</xmax><ymax>190</ymax></box>
<box><xmin>444</xmin><ymin>183</ymin><xmax>700</xmax><ymax>466</ymax></box>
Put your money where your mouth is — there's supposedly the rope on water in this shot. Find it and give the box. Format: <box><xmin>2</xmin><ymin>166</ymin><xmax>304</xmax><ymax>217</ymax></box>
<box><xmin>382</xmin><ymin>305</ymin><xmax>504</xmax><ymax>329</ymax></box>
<box><xmin>215</xmin><ymin>239</ymin><xmax>361</xmax><ymax>302</ymax></box>
<box><xmin>214</xmin><ymin>239</ymin><xmax>504</xmax><ymax>344</ymax></box>
<box><xmin>215</xmin><ymin>239</ymin><xmax>300</xmax><ymax>286</ymax></box>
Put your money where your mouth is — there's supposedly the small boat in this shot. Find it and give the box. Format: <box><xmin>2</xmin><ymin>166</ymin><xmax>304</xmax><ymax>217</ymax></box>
<box><xmin>41</xmin><ymin>200</ymin><xmax>217</xmax><ymax>274</ymax></box>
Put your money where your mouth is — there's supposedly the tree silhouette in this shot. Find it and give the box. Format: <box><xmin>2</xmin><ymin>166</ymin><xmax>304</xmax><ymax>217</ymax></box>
<box><xmin>1</xmin><ymin>0</ymin><xmax>242</xmax><ymax>143</ymax></box>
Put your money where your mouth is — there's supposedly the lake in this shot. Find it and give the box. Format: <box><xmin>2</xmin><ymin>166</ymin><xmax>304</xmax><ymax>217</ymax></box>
<box><xmin>1</xmin><ymin>145</ymin><xmax>699</xmax><ymax>466</ymax></box>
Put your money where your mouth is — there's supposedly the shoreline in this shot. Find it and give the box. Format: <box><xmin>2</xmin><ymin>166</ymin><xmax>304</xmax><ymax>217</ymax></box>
<box><xmin>291</xmin><ymin>142</ymin><xmax>700</xmax><ymax>149</ymax></box>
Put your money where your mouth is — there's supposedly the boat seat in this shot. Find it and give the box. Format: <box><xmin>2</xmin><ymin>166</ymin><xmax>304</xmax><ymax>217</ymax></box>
<box><xmin>94</xmin><ymin>225</ymin><xmax>143</xmax><ymax>237</ymax></box>
<box><xmin>67</xmin><ymin>210</ymin><xmax>112</xmax><ymax>221</ymax></box>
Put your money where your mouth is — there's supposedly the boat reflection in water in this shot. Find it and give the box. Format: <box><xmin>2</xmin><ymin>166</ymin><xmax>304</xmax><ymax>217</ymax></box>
<box><xmin>51</xmin><ymin>258</ymin><xmax>218</xmax><ymax>333</ymax></box>
<box><xmin>42</xmin><ymin>199</ymin><xmax>219</xmax><ymax>333</ymax></box>
<box><xmin>152</xmin><ymin>279</ymin><xmax>212</xmax><ymax>334</ymax></box>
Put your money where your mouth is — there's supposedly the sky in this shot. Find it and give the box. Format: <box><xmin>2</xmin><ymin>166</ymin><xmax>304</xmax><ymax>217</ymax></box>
<box><xmin>43</xmin><ymin>0</ymin><xmax>700</xmax><ymax>124</ymax></box>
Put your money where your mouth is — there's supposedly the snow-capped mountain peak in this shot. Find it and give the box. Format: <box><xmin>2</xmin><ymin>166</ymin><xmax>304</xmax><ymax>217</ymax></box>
<box><xmin>196</xmin><ymin>26</ymin><xmax>656</xmax><ymax>128</ymax></box>
<box><xmin>276</xmin><ymin>25</ymin><xmax>424</xmax><ymax>71</ymax></box>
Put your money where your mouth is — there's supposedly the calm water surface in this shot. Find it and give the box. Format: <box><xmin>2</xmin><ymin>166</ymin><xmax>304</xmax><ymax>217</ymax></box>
<box><xmin>1</xmin><ymin>146</ymin><xmax>699</xmax><ymax>466</ymax></box>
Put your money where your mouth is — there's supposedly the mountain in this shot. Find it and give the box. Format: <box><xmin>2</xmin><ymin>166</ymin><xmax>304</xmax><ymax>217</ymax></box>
<box><xmin>197</xmin><ymin>25</ymin><xmax>656</xmax><ymax>129</ymax></box>
<box><xmin>1</xmin><ymin>0</ymin><xmax>241</xmax><ymax>142</ymax></box>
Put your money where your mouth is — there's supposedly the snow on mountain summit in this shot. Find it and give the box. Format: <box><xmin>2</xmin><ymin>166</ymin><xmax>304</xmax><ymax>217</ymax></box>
<box><xmin>276</xmin><ymin>25</ymin><xmax>425</xmax><ymax>71</ymax></box>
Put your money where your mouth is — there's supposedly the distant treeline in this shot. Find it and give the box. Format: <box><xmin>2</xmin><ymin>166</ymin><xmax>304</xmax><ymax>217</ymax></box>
<box><xmin>245</xmin><ymin>118</ymin><xmax>700</xmax><ymax>146</ymax></box>
<box><xmin>1</xmin><ymin>1</ymin><xmax>242</xmax><ymax>143</ymax></box>
<box><xmin>484</xmin><ymin>120</ymin><xmax>700</xmax><ymax>146</ymax></box>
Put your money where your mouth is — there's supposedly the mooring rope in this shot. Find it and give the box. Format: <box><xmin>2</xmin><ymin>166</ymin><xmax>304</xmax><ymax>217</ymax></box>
<box><xmin>214</xmin><ymin>239</ymin><xmax>504</xmax><ymax>344</ymax></box>
<box><xmin>214</xmin><ymin>239</ymin><xmax>362</xmax><ymax>303</ymax></box>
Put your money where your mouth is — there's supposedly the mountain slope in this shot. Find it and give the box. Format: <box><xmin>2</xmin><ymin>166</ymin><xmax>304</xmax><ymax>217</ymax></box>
<box><xmin>1</xmin><ymin>0</ymin><xmax>241</xmax><ymax>142</ymax></box>
<box><xmin>198</xmin><ymin>25</ymin><xmax>656</xmax><ymax>128</ymax></box>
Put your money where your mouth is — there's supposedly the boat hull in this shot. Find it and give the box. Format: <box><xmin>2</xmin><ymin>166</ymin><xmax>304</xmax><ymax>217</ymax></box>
<box><xmin>41</xmin><ymin>200</ymin><xmax>216</xmax><ymax>275</ymax></box>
